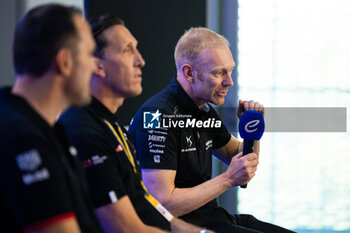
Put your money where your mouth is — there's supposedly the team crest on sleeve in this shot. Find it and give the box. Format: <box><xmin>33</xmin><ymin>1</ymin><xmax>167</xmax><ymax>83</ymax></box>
<box><xmin>16</xmin><ymin>149</ymin><xmax>42</xmax><ymax>172</ymax></box>
<box><xmin>15</xmin><ymin>149</ymin><xmax>50</xmax><ymax>185</ymax></box>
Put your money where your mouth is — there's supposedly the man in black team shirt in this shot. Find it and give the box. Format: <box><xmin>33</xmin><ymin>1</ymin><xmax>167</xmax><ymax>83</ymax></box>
<box><xmin>60</xmin><ymin>15</ymin><xmax>211</xmax><ymax>233</ymax></box>
<box><xmin>0</xmin><ymin>4</ymin><xmax>104</xmax><ymax>233</ymax></box>
<box><xmin>129</xmin><ymin>27</ymin><xmax>295</xmax><ymax>233</ymax></box>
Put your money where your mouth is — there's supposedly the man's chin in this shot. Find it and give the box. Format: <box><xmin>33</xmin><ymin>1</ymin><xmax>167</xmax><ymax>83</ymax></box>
<box><xmin>71</xmin><ymin>94</ymin><xmax>92</xmax><ymax>107</ymax></box>
<box><xmin>210</xmin><ymin>99</ymin><xmax>225</xmax><ymax>106</ymax></box>
<box><xmin>125</xmin><ymin>87</ymin><xmax>142</xmax><ymax>98</ymax></box>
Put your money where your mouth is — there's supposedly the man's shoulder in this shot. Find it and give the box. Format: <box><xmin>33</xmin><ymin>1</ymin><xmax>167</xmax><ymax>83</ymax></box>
<box><xmin>0</xmin><ymin>105</ymin><xmax>41</xmax><ymax>140</ymax></box>
<box><xmin>59</xmin><ymin>106</ymin><xmax>101</xmax><ymax>134</ymax></box>
<box><xmin>136</xmin><ymin>87</ymin><xmax>177</xmax><ymax>116</ymax></box>
<box><xmin>59</xmin><ymin>106</ymin><xmax>113</xmax><ymax>155</ymax></box>
<box><xmin>129</xmin><ymin>87</ymin><xmax>176</xmax><ymax>134</ymax></box>
<box><xmin>60</xmin><ymin>106</ymin><xmax>91</xmax><ymax>124</ymax></box>
<box><xmin>0</xmin><ymin>107</ymin><xmax>56</xmax><ymax>163</ymax></box>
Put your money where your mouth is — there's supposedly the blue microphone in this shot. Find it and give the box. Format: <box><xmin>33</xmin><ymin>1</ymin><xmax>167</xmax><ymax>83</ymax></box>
<box><xmin>238</xmin><ymin>110</ymin><xmax>265</xmax><ymax>188</ymax></box>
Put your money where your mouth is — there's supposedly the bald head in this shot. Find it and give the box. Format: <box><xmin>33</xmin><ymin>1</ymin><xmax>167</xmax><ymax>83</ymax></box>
<box><xmin>174</xmin><ymin>27</ymin><xmax>230</xmax><ymax>71</ymax></box>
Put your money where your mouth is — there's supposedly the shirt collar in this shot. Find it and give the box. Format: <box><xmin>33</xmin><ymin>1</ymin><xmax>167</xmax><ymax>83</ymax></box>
<box><xmin>168</xmin><ymin>77</ymin><xmax>210</xmax><ymax>114</ymax></box>
<box><xmin>88</xmin><ymin>96</ymin><xmax>117</xmax><ymax>123</ymax></box>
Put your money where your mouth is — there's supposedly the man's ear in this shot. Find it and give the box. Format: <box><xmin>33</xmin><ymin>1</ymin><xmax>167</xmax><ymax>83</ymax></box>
<box><xmin>55</xmin><ymin>48</ymin><xmax>73</xmax><ymax>77</ymax></box>
<box><xmin>94</xmin><ymin>57</ymin><xmax>107</xmax><ymax>78</ymax></box>
<box><xmin>181</xmin><ymin>64</ymin><xmax>194</xmax><ymax>84</ymax></box>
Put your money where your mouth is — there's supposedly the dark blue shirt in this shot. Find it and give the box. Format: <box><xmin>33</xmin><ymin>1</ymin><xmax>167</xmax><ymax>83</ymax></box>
<box><xmin>129</xmin><ymin>78</ymin><xmax>231</xmax><ymax>210</ymax></box>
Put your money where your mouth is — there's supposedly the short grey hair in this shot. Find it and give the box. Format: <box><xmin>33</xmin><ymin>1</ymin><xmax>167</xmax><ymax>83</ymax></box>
<box><xmin>174</xmin><ymin>27</ymin><xmax>229</xmax><ymax>71</ymax></box>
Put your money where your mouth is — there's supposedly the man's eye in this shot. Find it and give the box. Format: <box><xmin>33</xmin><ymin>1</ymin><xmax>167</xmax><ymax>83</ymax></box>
<box><xmin>216</xmin><ymin>70</ymin><xmax>224</xmax><ymax>76</ymax></box>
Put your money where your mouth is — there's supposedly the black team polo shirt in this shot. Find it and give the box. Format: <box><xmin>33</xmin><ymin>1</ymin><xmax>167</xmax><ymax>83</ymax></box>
<box><xmin>59</xmin><ymin>97</ymin><xmax>171</xmax><ymax>231</ymax></box>
<box><xmin>0</xmin><ymin>87</ymin><xmax>103</xmax><ymax>233</ymax></box>
<box><xmin>129</xmin><ymin>78</ymin><xmax>232</xmax><ymax>225</ymax></box>
<box><xmin>129</xmin><ymin>79</ymin><xmax>296</xmax><ymax>233</ymax></box>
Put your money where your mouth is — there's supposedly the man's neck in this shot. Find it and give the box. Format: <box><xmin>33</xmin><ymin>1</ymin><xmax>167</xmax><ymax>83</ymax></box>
<box><xmin>176</xmin><ymin>76</ymin><xmax>206</xmax><ymax>108</ymax></box>
<box><xmin>12</xmin><ymin>74</ymin><xmax>68</xmax><ymax>126</ymax></box>
<box><xmin>94</xmin><ymin>94</ymin><xmax>124</xmax><ymax>114</ymax></box>
<box><xmin>90</xmin><ymin>77</ymin><xmax>124</xmax><ymax>114</ymax></box>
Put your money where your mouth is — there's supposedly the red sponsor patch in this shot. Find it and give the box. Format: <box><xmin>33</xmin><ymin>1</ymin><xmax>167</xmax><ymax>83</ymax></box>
<box><xmin>116</xmin><ymin>144</ymin><xmax>123</xmax><ymax>152</ymax></box>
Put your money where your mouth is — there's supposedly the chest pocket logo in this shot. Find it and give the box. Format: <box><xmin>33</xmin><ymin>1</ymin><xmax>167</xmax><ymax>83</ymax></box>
<box><xmin>181</xmin><ymin>135</ymin><xmax>197</xmax><ymax>153</ymax></box>
<box><xmin>186</xmin><ymin>135</ymin><xmax>193</xmax><ymax>147</ymax></box>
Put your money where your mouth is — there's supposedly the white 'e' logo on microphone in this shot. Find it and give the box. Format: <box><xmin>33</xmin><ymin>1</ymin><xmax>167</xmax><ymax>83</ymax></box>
<box><xmin>245</xmin><ymin>120</ymin><xmax>260</xmax><ymax>133</ymax></box>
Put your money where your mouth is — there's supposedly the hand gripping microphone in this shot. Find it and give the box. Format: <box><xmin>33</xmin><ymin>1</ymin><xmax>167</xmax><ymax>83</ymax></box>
<box><xmin>238</xmin><ymin>110</ymin><xmax>265</xmax><ymax>188</ymax></box>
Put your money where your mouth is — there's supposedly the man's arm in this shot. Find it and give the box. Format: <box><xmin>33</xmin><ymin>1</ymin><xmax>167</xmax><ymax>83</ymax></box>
<box><xmin>170</xmin><ymin>218</ymin><xmax>214</xmax><ymax>233</ymax></box>
<box><xmin>28</xmin><ymin>218</ymin><xmax>81</xmax><ymax>233</ymax></box>
<box><xmin>59</xmin><ymin>122</ymin><xmax>170</xmax><ymax>233</ymax></box>
<box><xmin>95</xmin><ymin>196</ymin><xmax>169</xmax><ymax>233</ymax></box>
<box><xmin>95</xmin><ymin>196</ymin><xmax>212</xmax><ymax>233</ymax></box>
<box><xmin>142</xmin><ymin>150</ymin><xmax>258</xmax><ymax>217</ymax></box>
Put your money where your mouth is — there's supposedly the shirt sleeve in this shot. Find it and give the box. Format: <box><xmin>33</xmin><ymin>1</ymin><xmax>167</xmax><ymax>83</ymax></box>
<box><xmin>66</xmin><ymin>122</ymin><xmax>128</xmax><ymax>208</ymax></box>
<box><xmin>129</xmin><ymin>110</ymin><xmax>178</xmax><ymax>170</ymax></box>
<box><xmin>0</xmin><ymin>134</ymin><xmax>76</xmax><ymax>230</ymax></box>
<box><xmin>208</xmin><ymin>106</ymin><xmax>232</xmax><ymax>149</ymax></box>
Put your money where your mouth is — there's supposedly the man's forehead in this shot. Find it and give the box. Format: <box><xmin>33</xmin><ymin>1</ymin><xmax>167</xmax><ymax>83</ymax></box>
<box><xmin>198</xmin><ymin>47</ymin><xmax>235</xmax><ymax>69</ymax></box>
<box><xmin>103</xmin><ymin>24</ymin><xmax>137</xmax><ymax>47</ymax></box>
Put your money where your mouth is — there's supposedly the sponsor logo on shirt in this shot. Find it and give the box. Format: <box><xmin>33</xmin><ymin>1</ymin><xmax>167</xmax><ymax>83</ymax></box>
<box><xmin>186</xmin><ymin>135</ymin><xmax>193</xmax><ymax>147</ymax></box>
<box><xmin>148</xmin><ymin>135</ymin><xmax>166</xmax><ymax>142</ymax></box>
<box><xmin>148</xmin><ymin>142</ymin><xmax>166</xmax><ymax>149</ymax></box>
<box><xmin>148</xmin><ymin>130</ymin><xmax>168</xmax><ymax>135</ymax></box>
<box><xmin>205</xmin><ymin>139</ymin><xmax>213</xmax><ymax>150</ymax></box>
<box><xmin>22</xmin><ymin>168</ymin><xmax>50</xmax><ymax>185</ymax></box>
<box><xmin>15</xmin><ymin>149</ymin><xmax>50</xmax><ymax>185</ymax></box>
<box><xmin>181</xmin><ymin>147</ymin><xmax>197</xmax><ymax>153</ymax></box>
<box><xmin>83</xmin><ymin>155</ymin><xmax>108</xmax><ymax>168</ymax></box>
<box><xmin>153</xmin><ymin>155</ymin><xmax>161</xmax><ymax>163</ymax></box>
<box><xmin>143</xmin><ymin>109</ymin><xmax>222</xmax><ymax>129</ymax></box>
<box><xmin>180</xmin><ymin>135</ymin><xmax>197</xmax><ymax>152</ymax></box>
<box><xmin>16</xmin><ymin>149</ymin><xmax>42</xmax><ymax>172</ymax></box>
<box><xmin>116</xmin><ymin>144</ymin><xmax>124</xmax><ymax>152</ymax></box>
<box><xmin>149</xmin><ymin>149</ymin><xmax>164</xmax><ymax>154</ymax></box>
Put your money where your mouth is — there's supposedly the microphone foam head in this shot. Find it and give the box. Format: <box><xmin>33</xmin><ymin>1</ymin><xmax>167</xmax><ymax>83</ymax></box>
<box><xmin>239</xmin><ymin>110</ymin><xmax>265</xmax><ymax>140</ymax></box>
